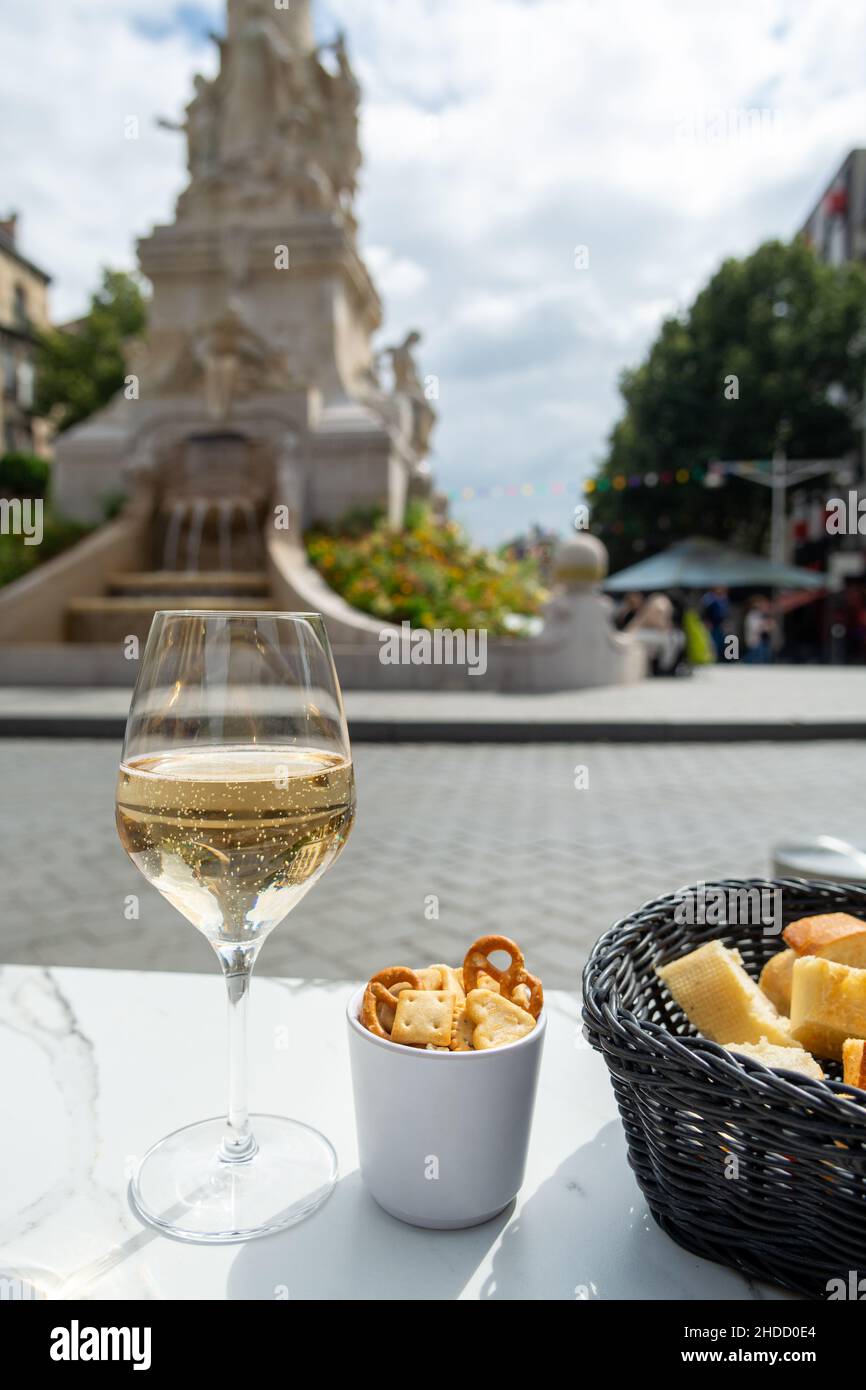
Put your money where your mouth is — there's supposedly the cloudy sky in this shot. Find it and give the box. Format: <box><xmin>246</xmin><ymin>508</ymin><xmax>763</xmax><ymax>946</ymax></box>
<box><xmin>2</xmin><ymin>0</ymin><xmax>865</xmax><ymax>542</ymax></box>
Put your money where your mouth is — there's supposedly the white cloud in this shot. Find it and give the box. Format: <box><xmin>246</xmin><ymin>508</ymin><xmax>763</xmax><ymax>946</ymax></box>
<box><xmin>365</xmin><ymin>246</ymin><xmax>430</xmax><ymax>299</ymax></box>
<box><xmin>0</xmin><ymin>1</ymin><xmax>222</xmax><ymax>313</ymax></box>
<box><xmin>3</xmin><ymin>0</ymin><xmax>866</xmax><ymax>543</ymax></box>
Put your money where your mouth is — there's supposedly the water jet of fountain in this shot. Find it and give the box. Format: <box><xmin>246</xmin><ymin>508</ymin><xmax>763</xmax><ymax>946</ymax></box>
<box><xmin>239</xmin><ymin>499</ymin><xmax>259</xmax><ymax>567</ymax></box>
<box><xmin>163</xmin><ymin>500</ymin><xmax>186</xmax><ymax>571</ymax></box>
<box><xmin>218</xmin><ymin>499</ymin><xmax>234</xmax><ymax>571</ymax></box>
<box><xmin>185</xmin><ymin>499</ymin><xmax>209</xmax><ymax>572</ymax></box>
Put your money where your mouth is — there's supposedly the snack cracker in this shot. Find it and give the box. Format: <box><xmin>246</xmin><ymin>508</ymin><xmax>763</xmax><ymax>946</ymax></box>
<box><xmin>359</xmin><ymin>936</ymin><xmax>543</xmax><ymax>1051</ymax></box>
<box><xmin>465</xmin><ymin>988</ymin><xmax>537</xmax><ymax>1050</ymax></box>
<box><xmin>391</xmin><ymin>990</ymin><xmax>455</xmax><ymax>1048</ymax></box>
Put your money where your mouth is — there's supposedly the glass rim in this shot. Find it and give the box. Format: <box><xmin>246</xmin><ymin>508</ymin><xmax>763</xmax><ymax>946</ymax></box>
<box><xmin>150</xmin><ymin>610</ymin><xmax>326</xmax><ymax>621</ymax></box>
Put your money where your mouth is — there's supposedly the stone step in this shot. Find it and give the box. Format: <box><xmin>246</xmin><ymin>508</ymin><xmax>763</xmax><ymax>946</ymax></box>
<box><xmin>65</xmin><ymin>594</ymin><xmax>276</xmax><ymax>645</ymax></box>
<box><xmin>107</xmin><ymin>571</ymin><xmax>271</xmax><ymax>598</ymax></box>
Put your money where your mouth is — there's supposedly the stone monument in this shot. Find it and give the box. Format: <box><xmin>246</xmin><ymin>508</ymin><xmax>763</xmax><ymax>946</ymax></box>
<box><xmin>0</xmin><ymin>0</ymin><xmax>644</xmax><ymax>691</ymax></box>
<box><xmin>53</xmin><ymin>0</ymin><xmax>436</xmax><ymax>544</ymax></box>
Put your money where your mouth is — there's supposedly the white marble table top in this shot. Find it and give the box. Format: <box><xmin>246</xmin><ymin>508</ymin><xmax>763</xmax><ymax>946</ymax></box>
<box><xmin>0</xmin><ymin>965</ymin><xmax>788</xmax><ymax>1301</ymax></box>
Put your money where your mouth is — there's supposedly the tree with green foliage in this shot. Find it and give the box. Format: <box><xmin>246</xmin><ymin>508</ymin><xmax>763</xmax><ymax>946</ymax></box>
<box><xmin>35</xmin><ymin>269</ymin><xmax>147</xmax><ymax>433</ymax></box>
<box><xmin>591</xmin><ymin>239</ymin><xmax>866</xmax><ymax>569</ymax></box>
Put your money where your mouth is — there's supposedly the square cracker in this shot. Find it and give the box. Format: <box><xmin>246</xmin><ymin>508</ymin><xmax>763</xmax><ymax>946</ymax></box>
<box><xmin>416</xmin><ymin>965</ymin><xmax>446</xmax><ymax>990</ymax></box>
<box><xmin>418</xmin><ymin>964</ymin><xmax>466</xmax><ymax>1001</ymax></box>
<box><xmin>391</xmin><ymin>990</ymin><xmax>455</xmax><ymax>1048</ymax></box>
<box><xmin>439</xmin><ymin>964</ymin><xmax>466</xmax><ymax>1002</ymax></box>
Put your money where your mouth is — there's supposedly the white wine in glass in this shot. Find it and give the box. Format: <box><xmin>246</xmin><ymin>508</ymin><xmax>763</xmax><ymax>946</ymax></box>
<box><xmin>116</xmin><ymin>612</ymin><xmax>356</xmax><ymax>1242</ymax></box>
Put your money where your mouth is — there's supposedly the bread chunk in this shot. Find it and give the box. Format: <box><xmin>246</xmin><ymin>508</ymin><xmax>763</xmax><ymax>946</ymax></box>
<box><xmin>843</xmin><ymin>1038</ymin><xmax>866</xmax><ymax>1090</ymax></box>
<box><xmin>656</xmin><ymin>940</ymin><xmax>795</xmax><ymax>1047</ymax></box>
<box><xmin>760</xmin><ymin>949</ymin><xmax>796</xmax><ymax>1015</ymax></box>
<box><xmin>790</xmin><ymin>956</ymin><xmax>866</xmax><ymax>1061</ymax></box>
<box><xmin>783</xmin><ymin>913</ymin><xmax>866</xmax><ymax>968</ymax></box>
<box><xmin>724</xmin><ymin>1037</ymin><xmax>824</xmax><ymax>1080</ymax></box>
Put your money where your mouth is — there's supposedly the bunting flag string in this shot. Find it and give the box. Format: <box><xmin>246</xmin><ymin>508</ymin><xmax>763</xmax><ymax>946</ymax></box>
<box><xmin>445</xmin><ymin>466</ymin><xmax>712</xmax><ymax>503</ymax></box>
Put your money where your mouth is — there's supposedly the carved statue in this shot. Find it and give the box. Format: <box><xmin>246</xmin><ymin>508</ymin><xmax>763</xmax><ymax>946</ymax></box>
<box><xmin>159</xmin><ymin>4</ymin><xmax>364</xmax><ymax>220</ymax></box>
<box><xmin>333</xmin><ymin>33</ymin><xmax>359</xmax><ymax>93</ymax></box>
<box><xmin>306</xmin><ymin>31</ymin><xmax>361</xmax><ymax>203</ymax></box>
<box><xmin>187</xmin><ymin>77</ymin><xmax>221</xmax><ymax>177</ymax></box>
<box><xmin>134</xmin><ymin>305</ymin><xmax>292</xmax><ymax>413</ymax></box>
<box><xmin>221</xmin><ymin>0</ymin><xmax>297</xmax><ymax>164</ymax></box>
<box><xmin>382</xmin><ymin>331</ymin><xmax>437</xmax><ymax>456</ymax></box>
<box><xmin>157</xmin><ymin>75</ymin><xmax>221</xmax><ymax>179</ymax></box>
<box><xmin>193</xmin><ymin>308</ymin><xmax>280</xmax><ymax>420</ymax></box>
<box><xmin>385</xmin><ymin>331</ymin><xmax>424</xmax><ymax>396</ymax></box>
<box><xmin>328</xmin><ymin>32</ymin><xmax>362</xmax><ymax>200</ymax></box>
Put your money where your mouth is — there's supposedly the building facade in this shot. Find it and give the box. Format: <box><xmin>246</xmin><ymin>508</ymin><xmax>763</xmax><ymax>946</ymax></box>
<box><xmin>801</xmin><ymin>148</ymin><xmax>866</xmax><ymax>266</ymax></box>
<box><xmin>793</xmin><ymin>151</ymin><xmax>866</xmax><ymax>657</ymax></box>
<box><xmin>0</xmin><ymin>214</ymin><xmax>51</xmax><ymax>457</ymax></box>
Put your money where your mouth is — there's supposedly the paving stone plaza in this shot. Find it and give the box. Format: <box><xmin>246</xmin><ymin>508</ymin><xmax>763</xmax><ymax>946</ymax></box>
<box><xmin>3</xmin><ymin>737</ymin><xmax>865</xmax><ymax>988</ymax></box>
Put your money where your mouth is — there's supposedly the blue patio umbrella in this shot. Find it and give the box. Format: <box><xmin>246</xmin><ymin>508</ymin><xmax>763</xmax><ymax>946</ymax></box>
<box><xmin>604</xmin><ymin>537</ymin><xmax>826</xmax><ymax>593</ymax></box>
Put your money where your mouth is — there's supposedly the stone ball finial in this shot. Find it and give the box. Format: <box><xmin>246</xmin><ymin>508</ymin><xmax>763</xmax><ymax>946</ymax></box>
<box><xmin>551</xmin><ymin>532</ymin><xmax>609</xmax><ymax>589</ymax></box>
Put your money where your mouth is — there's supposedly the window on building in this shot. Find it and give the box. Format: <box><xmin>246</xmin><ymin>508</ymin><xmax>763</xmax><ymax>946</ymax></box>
<box><xmin>2</xmin><ymin>347</ymin><xmax>16</xmax><ymax>399</ymax></box>
<box><xmin>13</xmin><ymin>284</ymin><xmax>29</xmax><ymax>330</ymax></box>
<box><xmin>17</xmin><ymin>358</ymin><xmax>35</xmax><ymax>410</ymax></box>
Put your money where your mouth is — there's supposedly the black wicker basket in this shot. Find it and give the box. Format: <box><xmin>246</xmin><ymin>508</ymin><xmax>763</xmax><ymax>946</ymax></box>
<box><xmin>583</xmin><ymin>878</ymin><xmax>866</xmax><ymax>1300</ymax></box>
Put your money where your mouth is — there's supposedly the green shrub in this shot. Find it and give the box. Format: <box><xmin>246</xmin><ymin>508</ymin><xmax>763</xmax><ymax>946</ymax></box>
<box><xmin>40</xmin><ymin>514</ymin><xmax>91</xmax><ymax>560</ymax></box>
<box><xmin>310</xmin><ymin>504</ymin><xmax>385</xmax><ymax>539</ymax></box>
<box><xmin>306</xmin><ymin>505</ymin><xmax>546</xmax><ymax>635</ymax></box>
<box><xmin>0</xmin><ymin>508</ymin><xmax>91</xmax><ymax>588</ymax></box>
<box><xmin>0</xmin><ymin>452</ymin><xmax>50</xmax><ymax>497</ymax></box>
<box><xmin>0</xmin><ymin>534</ymin><xmax>37</xmax><ymax>586</ymax></box>
<box><xmin>101</xmin><ymin>490</ymin><xmax>128</xmax><ymax>521</ymax></box>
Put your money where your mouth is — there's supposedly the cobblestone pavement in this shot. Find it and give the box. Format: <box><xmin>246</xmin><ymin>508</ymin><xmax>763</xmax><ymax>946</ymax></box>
<box><xmin>2</xmin><ymin>740</ymin><xmax>865</xmax><ymax>989</ymax></box>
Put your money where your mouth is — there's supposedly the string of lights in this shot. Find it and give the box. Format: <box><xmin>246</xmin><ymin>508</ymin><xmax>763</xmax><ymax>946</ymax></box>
<box><xmin>444</xmin><ymin>465</ymin><xmax>720</xmax><ymax>503</ymax></box>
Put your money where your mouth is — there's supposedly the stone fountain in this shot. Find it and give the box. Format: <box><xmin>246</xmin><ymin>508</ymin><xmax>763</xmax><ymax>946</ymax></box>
<box><xmin>47</xmin><ymin>0</ymin><xmax>436</xmax><ymax>646</ymax></box>
<box><xmin>0</xmin><ymin>0</ymin><xmax>644</xmax><ymax>690</ymax></box>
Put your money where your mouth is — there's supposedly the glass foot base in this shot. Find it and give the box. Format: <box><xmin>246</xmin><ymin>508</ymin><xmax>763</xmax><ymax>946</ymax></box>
<box><xmin>130</xmin><ymin>1114</ymin><xmax>338</xmax><ymax>1243</ymax></box>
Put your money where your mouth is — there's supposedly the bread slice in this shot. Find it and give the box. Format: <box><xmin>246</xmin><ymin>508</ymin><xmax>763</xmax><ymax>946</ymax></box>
<box><xmin>759</xmin><ymin>949</ymin><xmax>796</xmax><ymax>1015</ymax></box>
<box><xmin>783</xmin><ymin>913</ymin><xmax>866</xmax><ymax>968</ymax></box>
<box><xmin>843</xmin><ymin>1038</ymin><xmax>866</xmax><ymax>1090</ymax></box>
<box><xmin>790</xmin><ymin>956</ymin><xmax>866</xmax><ymax>1061</ymax></box>
<box><xmin>656</xmin><ymin>939</ymin><xmax>795</xmax><ymax>1047</ymax></box>
<box><xmin>724</xmin><ymin>1037</ymin><xmax>824</xmax><ymax>1081</ymax></box>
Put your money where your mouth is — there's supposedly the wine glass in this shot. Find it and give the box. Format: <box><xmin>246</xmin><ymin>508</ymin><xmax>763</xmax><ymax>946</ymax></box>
<box><xmin>116</xmin><ymin>611</ymin><xmax>356</xmax><ymax>1242</ymax></box>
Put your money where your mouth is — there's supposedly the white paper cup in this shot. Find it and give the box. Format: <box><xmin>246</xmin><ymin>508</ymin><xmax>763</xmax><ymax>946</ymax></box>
<box><xmin>346</xmin><ymin>986</ymin><xmax>546</xmax><ymax>1229</ymax></box>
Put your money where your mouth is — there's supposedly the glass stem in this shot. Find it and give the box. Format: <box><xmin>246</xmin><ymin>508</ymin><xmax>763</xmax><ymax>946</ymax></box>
<box><xmin>219</xmin><ymin>955</ymin><xmax>259</xmax><ymax>1163</ymax></box>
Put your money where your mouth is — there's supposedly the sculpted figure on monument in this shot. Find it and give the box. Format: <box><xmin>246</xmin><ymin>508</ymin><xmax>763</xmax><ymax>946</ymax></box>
<box><xmin>326</xmin><ymin>32</ymin><xmax>362</xmax><ymax>200</ymax></box>
<box><xmin>157</xmin><ymin>74</ymin><xmax>221</xmax><ymax>180</ymax></box>
<box><xmin>57</xmin><ymin>0</ymin><xmax>442</xmax><ymax>538</ymax></box>
<box><xmin>186</xmin><ymin>76</ymin><xmax>221</xmax><ymax>177</ymax></box>
<box><xmin>383</xmin><ymin>331</ymin><xmax>437</xmax><ymax>457</ymax></box>
<box><xmin>221</xmin><ymin>0</ymin><xmax>297</xmax><ymax>165</ymax></box>
<box><xmin>161</xmin><ymin>0</ymin><xmax>363</xmax><ymax>221</ymax></box>
<box><xmin>130</xmin><ymin>304</ymin><xmax>288</xmax><ymax>412</ymax></box>
<box><xmin>388</xmin><ymin>331</ymin><xmax>432</xmax><ymax>397</ymax></box>
<box><xmin>333</xmin><ymin>32</ymin><xmax>360</xmax><ymax>100</ymax></box>
<box><xmin>193</xmin><ymin>307</ymin><xmax>287</xmax><ymax>420</ymax></box>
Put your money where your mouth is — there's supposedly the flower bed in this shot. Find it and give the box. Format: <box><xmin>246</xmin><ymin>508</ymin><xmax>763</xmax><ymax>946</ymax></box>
<box><xmin>305</xmin><ymin>506</ymin><xmax>546</xmax><ymax>635</ymax></box>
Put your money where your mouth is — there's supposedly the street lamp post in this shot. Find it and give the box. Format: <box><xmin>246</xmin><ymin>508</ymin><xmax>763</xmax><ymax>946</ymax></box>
<box><xmin>708</xmin><ymin>451</ymin><xmax>846</xmax><ymax>650</ymax></box>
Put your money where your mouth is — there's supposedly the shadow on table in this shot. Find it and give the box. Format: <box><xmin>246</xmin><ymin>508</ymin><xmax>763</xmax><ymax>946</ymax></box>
<box><xmin>477</xmin><ymin>1121</ymin><xmax>788</xmax><ymax>1301</ymax></box>
<box><xmin>226</xmin><ymin>1169</ymin><xmax>512</xmax><ymax>1300</ymax></box>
